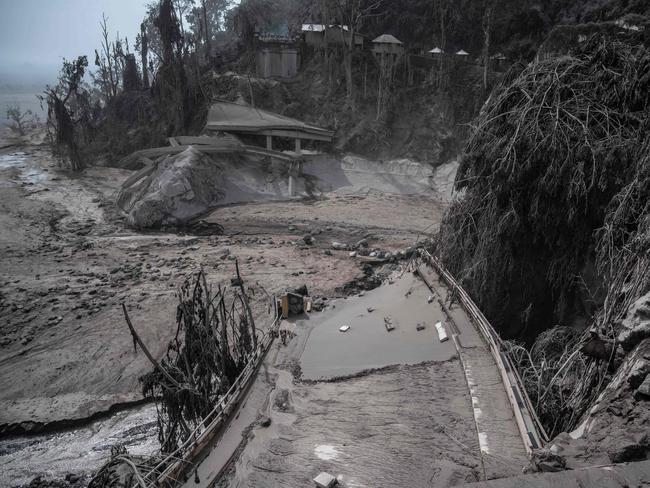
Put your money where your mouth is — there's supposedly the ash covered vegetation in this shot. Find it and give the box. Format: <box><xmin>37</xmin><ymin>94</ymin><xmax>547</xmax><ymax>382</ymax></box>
<box><xmin>437</xmin><ymin>5</ymin><xmax>650</xmax><ymax>457</ymax></box>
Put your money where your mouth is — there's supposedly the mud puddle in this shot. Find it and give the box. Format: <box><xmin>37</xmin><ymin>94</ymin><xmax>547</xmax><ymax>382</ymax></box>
<box><xmin>0</xmin><ymin>152</ymin><xmax>50</xmax><ymax>189</ymax></box>
<box><xmin>299</xmin><ymin>272</ymin><xmax>456</xmax><ymax>380</ymax></box>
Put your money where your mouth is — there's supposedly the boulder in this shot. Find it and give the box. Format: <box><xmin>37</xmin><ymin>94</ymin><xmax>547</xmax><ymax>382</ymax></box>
<box><xmin>117</xmin><ymin>147</ymin><xmax>227</xmax><ymax>228</ymax></box>
<box><xmin>618</xmin><ymin>291</ymin><xmax>650</xmax><ymax>351</ymax></box>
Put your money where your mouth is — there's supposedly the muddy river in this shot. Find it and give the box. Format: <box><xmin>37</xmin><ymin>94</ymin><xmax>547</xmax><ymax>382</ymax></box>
<box><xmin>0</xmin><ymin>405</ymin><xmax>159</xmax><ymax>487</ymax></box>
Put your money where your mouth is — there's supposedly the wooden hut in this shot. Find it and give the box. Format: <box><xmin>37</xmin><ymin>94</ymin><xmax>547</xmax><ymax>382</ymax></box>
<box><xmin>371</xmin><ymin>34</ymin><xmax>404</xmax><ymax>59</ymax></box>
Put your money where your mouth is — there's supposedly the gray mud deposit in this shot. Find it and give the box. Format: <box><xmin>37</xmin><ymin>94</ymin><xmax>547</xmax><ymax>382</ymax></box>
<box><xmin>117</xmin><ymin>148</ymin><xmax>447</xmax><ymax>229</ymax></box>
<box><xmin>215</xmin><ymin>275</ymin><xmax>482</xmax><ymax>488</ymax></box>
<box><xmin>230</xmin><ymin>362</ymin><xmax>481</xmax><ymax>488</ymax></box>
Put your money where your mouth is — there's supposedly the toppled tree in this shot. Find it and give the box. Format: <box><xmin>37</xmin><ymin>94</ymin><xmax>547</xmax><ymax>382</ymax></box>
<box><xmin>123</xmin><ymin>266</ymin><xmax>259</xmax><ymax>452</ymax></box>
<box><xmin>436</xmin><ymin>33</ymin><xmax>650</xmax><ymax>436</ymax></box>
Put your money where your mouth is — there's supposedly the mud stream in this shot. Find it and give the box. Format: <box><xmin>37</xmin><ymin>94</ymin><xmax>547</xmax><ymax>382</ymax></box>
<box><xmin>0</xmin><ymin>405</ymin><xmax>159</xmax><ymax>487</ymax></box>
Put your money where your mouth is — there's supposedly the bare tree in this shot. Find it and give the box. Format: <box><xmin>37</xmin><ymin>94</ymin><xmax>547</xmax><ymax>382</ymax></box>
<box><xmin>332</xmin><ymin>0</ymin><xmax>383</xmax><ymax>110</ymax></box>
<box><xmin>100</xmin><ymin>14</ymin><xmax>118</xmax><ymax>99</ymax></box>
<box><xmin>202</xmin><ymin>0</ymin><xmax>212</xmax><ymax>59</ymax></box>
<box><xmin>40</xmin><ymin>56</ymin><xmax>89</xmax><ymax>171</ymax></box>
<box><xmin>139</xmin><ymin>22</ymin><xmax>150</xmax><ymax>89</ymax></box>
<box><xmin>482</xmin><ymin>0</ymin><xmax>495</xmax><ymax>91</ymax></box>
<box><xmin>5</xmin><ymin>104</ymin><xmax>37</xmax><ymax>136</ymax></box>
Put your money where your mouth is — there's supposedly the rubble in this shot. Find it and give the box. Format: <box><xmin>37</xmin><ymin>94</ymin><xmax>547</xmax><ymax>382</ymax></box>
<box><xmin>313</xmin><ymin>472</ymin><xmax>338</xmax><ymax>488</ymax></box>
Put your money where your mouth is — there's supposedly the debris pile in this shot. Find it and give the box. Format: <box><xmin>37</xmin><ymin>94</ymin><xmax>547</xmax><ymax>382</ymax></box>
<box><xmin>123</xmin><ymin>266</ymin><xmax>259</xmax><ymax>452</ymax></box>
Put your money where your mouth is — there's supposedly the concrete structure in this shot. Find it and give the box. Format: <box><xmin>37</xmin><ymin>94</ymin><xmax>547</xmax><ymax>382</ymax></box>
<box><xmin>205</xmin><ymin>101</ymin><xmax>334</xmax><ymax>196</ymax></box>
<box><xmin>205</xmin><ymin>101</ymin><xmax>334</xmax><ymax>149</ymax></box>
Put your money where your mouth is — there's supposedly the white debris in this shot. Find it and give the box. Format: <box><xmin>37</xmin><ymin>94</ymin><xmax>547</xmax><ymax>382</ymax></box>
<box><xmin>427</xmin><ymin>295</ymin><xmax>434</xmax><ymax>304</ymax></box>
<box><xmin>314</xmin><ymin>472</ymin><xmax>338</xmax><ymax>488</ymax></box>
<box><xmin>349</xmin><ymin>251</ymin><xmax>357</xmax><ymax>257</ymax></box>
<box><xmin>435</xmin><ymin>321</ymin><xmax>449</xmax><ymax>342</ymax></box>
<box><xmin>339</xmin><ymin>325</ymin><xmax>350</xmax><ymax>332</ymax></box>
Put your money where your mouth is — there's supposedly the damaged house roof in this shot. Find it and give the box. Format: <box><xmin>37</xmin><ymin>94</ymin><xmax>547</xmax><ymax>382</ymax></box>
<box><xmin>205</xmin><ymin>101</ymin><xmax>334</xmax><ymax>142</ymax></box>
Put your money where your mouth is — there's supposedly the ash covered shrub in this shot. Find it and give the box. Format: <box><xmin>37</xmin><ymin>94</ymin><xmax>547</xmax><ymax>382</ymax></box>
<box><xmin>437</xmin><ymin>35</ymin><xmax>650</xmax><ymax>340</ymax></box>
<box><xmin>438</xmin><ymin>33</ymin><xmax>650</xmax><ymax>437</ymax></box>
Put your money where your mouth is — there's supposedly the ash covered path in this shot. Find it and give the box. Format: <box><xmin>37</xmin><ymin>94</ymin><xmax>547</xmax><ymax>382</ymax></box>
<box><xmin>184</xmin><ymin>270</ymin><xmax>528</xmax><ymax>488</ymax></box>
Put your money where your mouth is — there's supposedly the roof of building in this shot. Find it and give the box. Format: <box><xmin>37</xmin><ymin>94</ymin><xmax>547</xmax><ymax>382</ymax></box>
<box><xmin>205</xmin><ymin>101</ymin><xmax>334</xmax><ymax>142</ymax></box>
<box><xmin>429</xmin><ymin>47</ymin><xmax>444</xmax><ymax>54</ymax></box>
<box><xmin>302</xmin><ymin>24</ymin><xmax>325</xmax><ymax>32</ymax></box>
<box><xmin>372</xmin><ymin>34</ymin><xmax>403</xmax><ymax>44</ymax></box>
<box><xmin>456</xmin><ymin>49</ymin><xmax>469</xmax><ymax>55</ymax></box>
<box><xmin>301</xmin><ymin>24</ymin><xmax>350</xmax><ymax>32</ymax></box>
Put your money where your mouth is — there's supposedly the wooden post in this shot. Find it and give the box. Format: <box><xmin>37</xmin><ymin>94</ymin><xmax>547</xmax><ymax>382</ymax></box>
<box><xmin>234</xmin><ymin>260</ymin><xmax>257</xmax><ymax>350</ymax></box>
<box><xmin>266</xmin><ymin>135</ymin><xmax>272</xmax><ymax>150</ymax></box>
<box><xmin>294</xmin><ymin>138</ymin><xmax>301</xmax><ymax>155</ymax></box>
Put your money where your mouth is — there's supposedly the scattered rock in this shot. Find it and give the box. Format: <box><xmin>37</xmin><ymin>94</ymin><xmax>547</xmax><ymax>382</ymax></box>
<box><xmin>636</xmin><ymin>375</ymin><xmax>650</xmax><ymax>398</ymax></box>
<box><xmin>618</xmin><ymin>292</ymin><xmax>650</xmax><ymax>352</ymax></box>
<box><xmin>303</xmin><ymin>235</ymin><xmax>315</xmax><ymax>245</ymax></box>
<box><xmin>331</xmin><ymin>241</ymin><xmax>347</xmax><ymax>250</ymax></box>
<box><xmin>628</xmin><ymin>358</ymin><xmax>650</xmax><ymax>389</ymax></box>
<box><xmin>528</xmin><ymin>448</ymin><xmax>567</xmax><ymax>473</ymax></box>
<box><xmin>608</xmin><ymin>441</ymin><xmax>649</xmax><ymax>463</ymax></box>
<box><xmin>355</xmin><ymin>238</ymin><xmax>368</xmax><ymax>249</ymax></box>
<box><xmin>258</xmin><ymin>416</ymin><xmax>272</xmax><ymax>428</ymax></box>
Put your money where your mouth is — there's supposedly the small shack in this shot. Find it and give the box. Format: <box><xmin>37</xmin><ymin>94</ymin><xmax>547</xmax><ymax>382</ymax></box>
<box><xmin>371</xmin><ymin>34</ymin><xmax>404</xmax><ymax>59</ymax></box>
<box><xmin>256</xmin><ymin>22</ymin><xmax>299</xmax><ymax>78</ymax></box>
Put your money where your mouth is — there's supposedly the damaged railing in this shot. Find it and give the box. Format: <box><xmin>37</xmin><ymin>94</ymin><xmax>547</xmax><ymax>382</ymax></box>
<box><xmin>141</xmin><ymin>311</ymin><xmax>281</xmax><ymax>488</ymax></box>
<box><xmin>418</xmin><ymin>249</ymin><xmax>549</xmax><ymax>455</ymax></box>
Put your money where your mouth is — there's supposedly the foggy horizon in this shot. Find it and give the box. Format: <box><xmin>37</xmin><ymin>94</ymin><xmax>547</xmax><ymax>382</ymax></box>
<box><xmin>0</xmin><ymin>0</ymin><xmax>149</xmax><ymax>81</ymax></box>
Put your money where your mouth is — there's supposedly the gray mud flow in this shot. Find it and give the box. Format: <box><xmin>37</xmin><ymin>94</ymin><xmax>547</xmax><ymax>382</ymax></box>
<box><xmin>0</xmin><ymin>404</ymin><xmax>159</xmax><ymax>487</ymax></box>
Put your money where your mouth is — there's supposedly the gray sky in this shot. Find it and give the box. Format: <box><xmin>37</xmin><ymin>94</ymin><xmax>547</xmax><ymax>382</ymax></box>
<box><xmin>0</xmin><ymin>0</ymin><xmax>150</xmax><ymax>73</ymax></box>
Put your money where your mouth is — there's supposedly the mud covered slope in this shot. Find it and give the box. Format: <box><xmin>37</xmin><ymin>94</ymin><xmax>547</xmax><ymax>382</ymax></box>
<box><xmin>117</xmin><ymin>147</ymin><xmax>440</xmax><ymax>229</ymax></box>
<box><xmin>436</xmin><ymin>31</ymin><xmax>650</xmax><ymax>463</ymax></box>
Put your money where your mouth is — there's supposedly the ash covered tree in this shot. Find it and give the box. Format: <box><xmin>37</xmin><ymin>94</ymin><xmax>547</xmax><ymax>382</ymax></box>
<box><xmin>40</xmin><ymin>56</ymin><xmax>90</xmax><ymax>171</ymax></box>
<box><xmin>5</xmin><ymin>104</ymin><xmax>37</xmax><ymax>136</ymax></box>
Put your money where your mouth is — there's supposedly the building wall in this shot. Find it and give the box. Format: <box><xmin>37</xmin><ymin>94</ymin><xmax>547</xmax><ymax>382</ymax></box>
<box><xmin>256</xmin><ymin>47</ymin><xmax>299</xmax><ymax>78</ymax></box>
<box><xmin>304</xmin><ymin>29</ymin><xmax>364</xmax><ymax>49</ymax></box>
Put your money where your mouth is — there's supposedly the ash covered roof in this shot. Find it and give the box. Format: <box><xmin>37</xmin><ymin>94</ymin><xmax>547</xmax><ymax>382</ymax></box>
<box><xmin>372</xmin><ymin>34</ymin><xmax>402</xmax><ymax>44</ymax></box>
